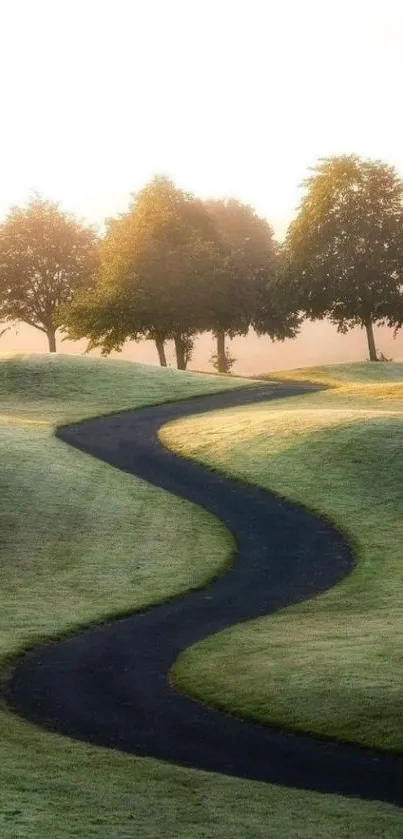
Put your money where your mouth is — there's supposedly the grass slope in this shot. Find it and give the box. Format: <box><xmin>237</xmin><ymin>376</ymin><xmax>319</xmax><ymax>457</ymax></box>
<box><xmin>0</xmin><ymin>354</ymin><xmax>244</xmax><ymax>656</ymax></box>
<box><xmin>268</xmin><ymin>361</ymin><xmax>403</xmax><ymax>386</ymax></box>
<box><xmin>0</xmin><ymin>352</ymin><xmax>252</xmax><ymax>423</ymax></box>
<box><xmin>162</xmin><ymin>363</ymin><xmax>403</xmax><ymax>755</ymax></box>
<box><xmin>1</xmin><ymin>354</ymin><xmax>402</xmax><ymax>838</ymax></box>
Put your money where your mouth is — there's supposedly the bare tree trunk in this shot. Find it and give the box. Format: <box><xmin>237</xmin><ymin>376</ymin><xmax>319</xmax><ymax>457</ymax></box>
<box><xmin>215</xmin><ymin>329</ymin><xmax>226</xmax><ymax>373</ymax></box>
<box><xmin>47</xmin><ymin>327</ymin><xmax>57</xmax><ymax>353</ymax></box>
<box><xmin>364</xmin><ymin>319</ymin><xmax>377</xmax><ymax>361</ymax></box>
<box><xmin>154</xmin><ymin>336</ymin><xmax>167</xmax><ymax>367</ymax></box>
<box><xmin>174</xmin><ymin>334</ymin><xmax>186</xmax><ymax>370</ymax></box>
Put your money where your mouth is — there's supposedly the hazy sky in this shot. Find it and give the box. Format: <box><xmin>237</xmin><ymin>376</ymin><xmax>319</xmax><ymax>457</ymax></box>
<box><xmin>1</xmin><ymin>0</ymin><xmax>403</xmax><ymax>238</ymax></box>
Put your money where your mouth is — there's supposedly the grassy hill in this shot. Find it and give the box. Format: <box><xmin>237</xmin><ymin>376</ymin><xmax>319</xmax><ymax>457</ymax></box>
<box><xmin>269</xmin><ymin>361</ymin><xmax>403</xmax><ymax>385</ymax></box>
<box><xmin>0</xmin><ymin>352</ymin><xmax>251</xmax><ymax>422</ymax></box>
<box><xmin>1</xmin><ymin>355</ymin><xmax>402</xmax><ymax>838</ymax></box>
<box><xmin>162</xmin><ymin>363</ymin><xmax>403</xmax><ymax>753</ymax></box>
<box><xmin>0</xmin><ymin>354</ymin><xmax>246</xmax><ymax>652</ymax></box>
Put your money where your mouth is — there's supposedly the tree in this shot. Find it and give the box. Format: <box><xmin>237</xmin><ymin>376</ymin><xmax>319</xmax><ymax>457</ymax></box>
<box><xmin>203</xmin><ymin>199</ymin><xmax>284</xmax><ymax>372</ymax></box>
<box><xmin>252</xmin><ymin>247</ymin><xmax>302</xmax><ymax>346</ymax></box>
<box><xmin>0</xmin><ymin>196</ymin><xmax>97</xmax><ymax>352</ymax></box>
<box><xmin>65</xmin><ymin>177</ymin><xmax>219</xmax><ymax>369</ymax></box>
<box><xmin>285</xmin><ymin>155</ymin><xmax>403</xmax><ymax>360</ymax></box>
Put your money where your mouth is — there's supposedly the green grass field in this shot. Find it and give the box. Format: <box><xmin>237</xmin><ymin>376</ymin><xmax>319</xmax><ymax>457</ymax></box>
<box><xmin>162</xmin><ymin>362</ymin><xmax>403</xmax><ymax>754</ymax></box>
<box><xmin>1</xmin><ymin>354</ymin><xmax>402</xmax><ymax>838</ymax></box>
<box><xmin>0</xmin><ymin>353</ymin><xmax>243</xmax><ymax>655</ymax></box>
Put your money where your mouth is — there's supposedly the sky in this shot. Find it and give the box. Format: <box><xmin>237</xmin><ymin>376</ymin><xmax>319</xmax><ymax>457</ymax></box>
<box><xmin>1</xmin><ymin>0</ymin><xmax>403</xmax><ymax>241</ymax></box>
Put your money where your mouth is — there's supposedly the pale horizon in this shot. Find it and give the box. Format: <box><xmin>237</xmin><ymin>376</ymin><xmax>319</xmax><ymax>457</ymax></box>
<box><xmin>1</xmin><ymin>0</ymin><xmax>403</xmax><ymax>239</ymax></box>
<box><xmin>3</xmin><ymin>320</ymin><xmax>403</xmax><ymax>375</ymax></box>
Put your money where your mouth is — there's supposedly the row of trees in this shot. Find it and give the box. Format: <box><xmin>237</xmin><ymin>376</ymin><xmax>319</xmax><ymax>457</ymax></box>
<box><xmin>1</xmin><ymin>155</ymin><xmax>403</xmax><ymax>368</ymax></box>
<box><xmin>65</xmin><ymin>178</ymin><xmax>300</xmax><ymax>370</ymax></box>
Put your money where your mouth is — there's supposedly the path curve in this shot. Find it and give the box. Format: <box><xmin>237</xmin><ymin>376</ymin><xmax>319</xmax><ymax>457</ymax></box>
<box><xmin>5</xmin><ymin>383</ymin><xmax>403</xmax><ymax>806</ymax></box>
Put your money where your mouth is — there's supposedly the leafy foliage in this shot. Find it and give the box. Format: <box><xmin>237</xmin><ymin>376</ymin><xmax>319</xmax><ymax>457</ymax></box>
<box><xmin>64</xmin><ymin>182</ymin><xmax>302</xmax><ymax>371</ymax></box>
<box><xmin>285</xmin><ymin>155</ymin><xmax>403</xmax><ymax>358</ymax></box>
<box><xmin>203</xmin><ymin>199</ymin><xmax>276</xmax><ymax>334</ymax></box>
<box><xmin>0</xmin><ymin>196</ymin><xmax>97</xmax><ymax>351</ymax></box>
<box><xmin>204</xmin><ymin>199</ymin><xmax>300</xmax><ymax>370</ymax></box>
<box><xmin>66</xmin><ymin>177</ymin><xmax>220</xmax><ymax>368</ymax></box>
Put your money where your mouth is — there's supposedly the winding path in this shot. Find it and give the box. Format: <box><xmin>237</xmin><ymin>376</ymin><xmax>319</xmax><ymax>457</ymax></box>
<box><xmin>5</xmin><ymin>383</ymin><xmax>403</xmax><ymax>806</ymax></box>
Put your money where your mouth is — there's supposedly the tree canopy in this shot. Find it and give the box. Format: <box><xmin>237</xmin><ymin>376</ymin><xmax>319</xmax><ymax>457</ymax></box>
<box><xmin>66</xmin><ymin>184</ymin><xmax>302</xmax><ymax>370</ymax></box>
<box><xmin>66</xmin><ymin>176</ymin><xmax>220</xmax><ymax>369</ymax></box>
<box><xmin>9</xmin><ymin>158</ymin><xmax>403</xmax><ymax>370</ymax></box>
<box><xmin>0</xmin><ymin>196</ymin><xmax>97</xmax><ymax>351</ymax></box>
<box><xmin>285</xmin><ymin>155</ymin><xmax>403</xmax><ymax>359</ymax></box>
<box><xmin>203</xmin><ymin>199</ymin><xmax>292</xmax><ymax>371</ymax></box>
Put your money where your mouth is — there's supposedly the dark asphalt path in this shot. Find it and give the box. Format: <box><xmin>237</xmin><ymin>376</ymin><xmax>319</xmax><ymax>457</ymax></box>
<box><xmin>5</xmin><ymin>383</ymin><xmax>403</xmax><ymax>806</ymax></box>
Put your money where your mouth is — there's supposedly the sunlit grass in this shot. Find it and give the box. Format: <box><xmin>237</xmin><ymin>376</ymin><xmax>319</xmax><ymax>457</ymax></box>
<box><xmin>3</xmin><ymin>355</ymin><xmax>399</xmax><ymax>836</ymax></box>
<box><xmin>268</xmin><ymin>361</ymin><xmax>403</xmax><ymax>386</ymax></box>
<box><xmin>161</xmin><ymin>362</ymin><xmax>403</xmax><ymax>754</ymax></box>
<box><xmin>0</xmin><ymin>415</ymin><xmax>50</xmax><ymax>427</ymax></box>
<box><xmin>0</xmin><ymin>352</ymin><xmax>254</xmax><ymax>422</ymax></box>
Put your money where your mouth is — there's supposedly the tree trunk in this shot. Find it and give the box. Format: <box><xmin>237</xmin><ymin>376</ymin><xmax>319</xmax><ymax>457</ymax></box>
<box><xmin>364</xmin><ymin>319</ymin><xmax>377</xmax><ymax>361</ymax></box>
<box><xmin>47</xmin><ymin>327</ymin><xmax>57</xmax><ymax>353</ymax></box>
<box><xmin>154</xmin><ymin>336</ymin><xmax>167</xmax><ymax>367</ymax></box>
<box><xmin>174</xmin><ymin>334</ymin><xmax>187</xmax><ymax>370</ymax></box>
<box><xmin>215</xmin><ymin>329</ymin><xmax>227</xmax><ymax>373</ymax></box>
